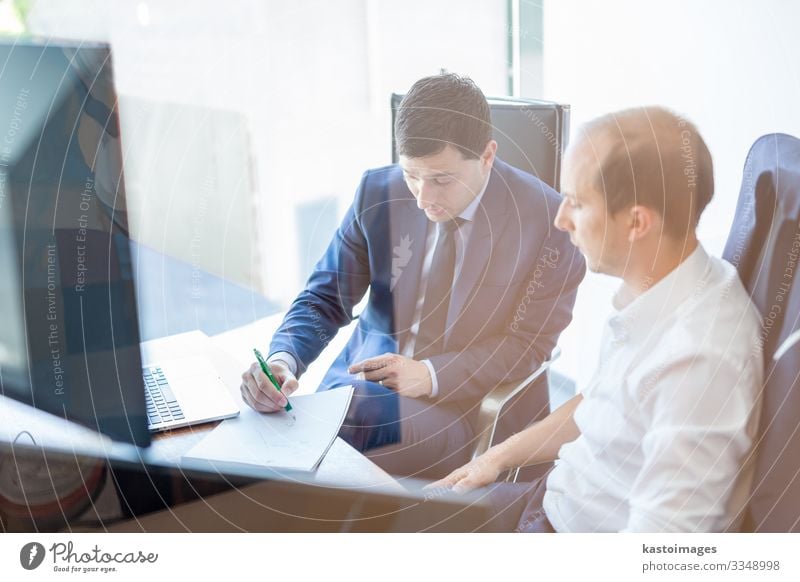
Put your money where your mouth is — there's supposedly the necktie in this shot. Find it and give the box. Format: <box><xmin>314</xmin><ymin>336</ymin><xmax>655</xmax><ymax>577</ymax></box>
<box><xmin>415</xmin><ymin>218</ymin><xmax>463</xmax><ymax>360</ymax></box>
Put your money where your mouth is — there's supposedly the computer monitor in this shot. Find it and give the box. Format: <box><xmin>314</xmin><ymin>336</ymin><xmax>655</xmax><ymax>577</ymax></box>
<box><xmin>390</xmin><ymin>93</ymin><xmax>570</xmax><ymax>191</ymax></box>
<box><xmin>0</xmin><ymin>41</ymin><xmax>150</xmax><ymax>447</ymax></box>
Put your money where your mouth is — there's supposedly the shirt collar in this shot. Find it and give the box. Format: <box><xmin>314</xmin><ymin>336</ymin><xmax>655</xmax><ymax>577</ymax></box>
<box><xmin>608</xmin><ymin>243</ymin><xmax>712</xmax><ymax>342</ymax></box>
<box><xmin>458</xmin><ymin>172</ymin><xmax>491</xmax><ymax>223</ymax></box>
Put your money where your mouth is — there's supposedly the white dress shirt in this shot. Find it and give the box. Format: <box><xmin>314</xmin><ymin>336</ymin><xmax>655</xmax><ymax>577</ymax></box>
<box><xmin>543</xmin><ymin>245</ymin><xmax>763</xmax><ymax>532</ymax></box>
<box><xmin>271</xmin><ymin>173</ymin><xmax>491</xmax><ymax>399</ymax></box>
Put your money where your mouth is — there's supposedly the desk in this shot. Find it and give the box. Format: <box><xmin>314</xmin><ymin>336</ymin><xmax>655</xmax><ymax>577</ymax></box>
<box><xmin>0</xmin><ymin>317</ymin><xmax>401</xmax><ymax>530</ymax></box>
<box><xmin>1</xmin><ymin>317</ymin><xmax>494</xmax><ymax>532</ymax></box>
<box><xmin>107</xmin><ymin>321</ymin><xmax>494</xmax><ymax>532</ymax></box>
<box><xmin>0</xmin><ymin>324</ymin><xmax>395</xmax><ymax>487</ymax></box>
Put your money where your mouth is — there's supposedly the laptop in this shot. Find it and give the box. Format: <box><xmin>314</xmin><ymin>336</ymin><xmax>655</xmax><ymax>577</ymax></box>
<box><xmin>142</xmin><ymin>354</ymin><xmax>240</xmax><ymax>432</ymax></box>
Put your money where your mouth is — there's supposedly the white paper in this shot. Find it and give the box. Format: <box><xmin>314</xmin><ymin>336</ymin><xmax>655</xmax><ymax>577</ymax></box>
<box><xmin>181</xmin><ymin>386</ymin><xmax>354</xmax><ymax>473</ymax></box>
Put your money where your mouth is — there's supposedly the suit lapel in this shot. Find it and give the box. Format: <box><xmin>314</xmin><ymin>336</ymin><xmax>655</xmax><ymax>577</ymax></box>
<box><xmin>446</xmin><ymin>165</ymin><xmax>510</xmax><ymax>343</ymax></box>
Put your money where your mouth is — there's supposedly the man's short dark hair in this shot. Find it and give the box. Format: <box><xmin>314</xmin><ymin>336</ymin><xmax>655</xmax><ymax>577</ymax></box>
<box><xmin>395</xmin><ymin>73</ymin><xmax>492</xmax><ymax>160</ymax></box>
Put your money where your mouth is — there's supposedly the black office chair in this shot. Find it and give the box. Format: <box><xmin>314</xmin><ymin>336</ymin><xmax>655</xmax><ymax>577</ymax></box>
<box><xmin>722</xmin><ymin>133</ymin><xmax>800</xmax><ymax>532</ymax></box>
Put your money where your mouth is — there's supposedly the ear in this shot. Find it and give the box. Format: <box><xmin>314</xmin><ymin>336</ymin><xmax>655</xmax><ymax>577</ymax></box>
<box><xmin>627</xmin><ymin>205</ymin><xmax>657</xmax><ymax>242</ymax></box>
<box><xmin>481</xmin><ymin>140</ymin><xmax>498</xmax><ymax>168</ymax></box>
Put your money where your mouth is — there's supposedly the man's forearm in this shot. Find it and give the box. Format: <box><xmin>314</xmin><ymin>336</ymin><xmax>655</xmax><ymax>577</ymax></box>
<box><xmin>491</xmin><ymin>394</ymin><xmax>583</xmax><ymax>470</ymax></box>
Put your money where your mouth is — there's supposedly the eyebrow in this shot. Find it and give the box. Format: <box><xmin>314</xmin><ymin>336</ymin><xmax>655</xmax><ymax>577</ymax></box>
<box><xmin>402</xmin><ymin>170</ymin><xmax>455</xmax><ymax>179</ymax></box>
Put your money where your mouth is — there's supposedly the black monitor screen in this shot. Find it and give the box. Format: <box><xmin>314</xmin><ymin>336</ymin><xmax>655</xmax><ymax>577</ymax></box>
<box><xmin>0</xmin><ymin>41</ymin><xmax>149</xmax><ymax>447</ymax></box>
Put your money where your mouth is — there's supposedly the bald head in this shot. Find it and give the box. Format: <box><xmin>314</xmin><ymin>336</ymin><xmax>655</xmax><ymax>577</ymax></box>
<box><xmin>567</xmin><ymin>106</ymin><xmax>713</xmax><ymax>238</ymax></box>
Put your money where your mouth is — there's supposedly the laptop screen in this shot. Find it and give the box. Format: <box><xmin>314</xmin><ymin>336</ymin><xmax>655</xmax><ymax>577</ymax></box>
<box><xmin>0</xmin><ymin>41</ymin><xmax>150</xmax><ymax>446</ymax></box>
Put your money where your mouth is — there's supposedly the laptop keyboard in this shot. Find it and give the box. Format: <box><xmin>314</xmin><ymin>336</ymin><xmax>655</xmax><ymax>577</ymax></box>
<box><xmin>143</xmin><ymin>366</ymin><xmax>186</xmax><ymax>427</ymax></box>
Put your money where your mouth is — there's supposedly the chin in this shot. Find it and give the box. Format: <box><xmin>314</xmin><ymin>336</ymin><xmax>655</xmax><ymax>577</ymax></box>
<box><xmin>588</xmin><ymin>261</ymin><xmax>617</xmax><ymax>277</ymax></box>
<box><xmin>585</xmin><ymin>259</ymin><xmax>605</xmax><ymax>274</ymax></box>
<box><xmin>425</xmin><ymin>210</ymin><xmax>449</xmax><ymax>222</ymax></box>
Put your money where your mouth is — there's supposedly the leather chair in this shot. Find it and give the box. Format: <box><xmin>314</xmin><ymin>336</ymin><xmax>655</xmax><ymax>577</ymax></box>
<box><xmin>471</xmin><ymin>347</ymin><xmax>561</xmax><ymax>482</ymax></box>
<box><xmin>722</xmin><ymin>133</ymin><xmax>800</xmax><ymax>532</ymax></box>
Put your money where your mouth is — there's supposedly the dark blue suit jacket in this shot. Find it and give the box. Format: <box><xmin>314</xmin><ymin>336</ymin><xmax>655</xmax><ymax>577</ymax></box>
<box><xmin>270</xmin><ymin>158</ymin><xmax>585</xmax><ymax>436</ymax></box>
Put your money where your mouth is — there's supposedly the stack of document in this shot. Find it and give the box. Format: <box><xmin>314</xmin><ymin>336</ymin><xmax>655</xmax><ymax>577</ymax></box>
<box><xmin>182</xmin><ymin>386</ymin><xmax>353</xmax><ymax>473</ymax></box>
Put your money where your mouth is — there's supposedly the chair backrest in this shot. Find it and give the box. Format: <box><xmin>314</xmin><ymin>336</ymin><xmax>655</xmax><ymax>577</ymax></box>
<box><xmin>722</xmin><ymin>133</ymin><xmax>800</xmax><ymax>532</ymax></box>
<box><xmin>390</xmin><ymin>94</ymin><xmax>570</xmax><ymax>191</ymax></box>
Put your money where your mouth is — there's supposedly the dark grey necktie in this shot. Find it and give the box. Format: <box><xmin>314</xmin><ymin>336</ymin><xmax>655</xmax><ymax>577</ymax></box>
<box><xmin>415</xmin><ymin>218</ymin><xmax>463</xmax><ymax>360</ymax></box>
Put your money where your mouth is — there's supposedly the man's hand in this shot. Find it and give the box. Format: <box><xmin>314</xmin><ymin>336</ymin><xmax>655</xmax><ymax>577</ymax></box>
<box><xmin>240</xmin><ymin>360</ymin><xmax>299</xmax><ymax>413</ymax></box>
<box><xmin>348</xmin><ymin>353</ymin><xmax>432</xmax><ymax>398</ymax></box>
<box><xmin>425</xmin><ymin>449</ymin><xmax>505</xmax><ymax>494</ymax></box>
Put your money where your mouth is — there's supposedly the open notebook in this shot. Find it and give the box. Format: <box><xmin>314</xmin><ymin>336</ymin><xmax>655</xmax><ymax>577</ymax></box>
<box><xmin>182</xmin><ymin>386</ymin><xmax>354</xmax><ymax>473</ymax></box>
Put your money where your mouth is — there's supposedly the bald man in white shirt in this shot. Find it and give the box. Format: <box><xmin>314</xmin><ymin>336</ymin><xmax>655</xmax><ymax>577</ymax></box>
<box><xmin>429</xmin><ymin>106</ymin><xmax>764</xmax><ymax>533</ymax></box>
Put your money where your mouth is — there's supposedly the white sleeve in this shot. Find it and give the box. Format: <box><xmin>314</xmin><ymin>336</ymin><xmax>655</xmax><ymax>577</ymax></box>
<box><xmin>268</xmin><ymin>351</ymin><xmax>298</xmax><ymax>376</ymax></box>
<box><xmin>422</xmin><ymin>359</ymin><xmax>439</xmax><ymax>398</ymax></box>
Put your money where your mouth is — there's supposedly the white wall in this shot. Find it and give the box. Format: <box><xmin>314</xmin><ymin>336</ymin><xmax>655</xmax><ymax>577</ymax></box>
<box><xmin>27</xmin><ymin>0</ymin><xmax>509</xmax><ymax>306</ymax></box>
<box><xmin>540</xmin><ymin>0</ymin><xmax>800</xmax><ymax>387</ymax></box>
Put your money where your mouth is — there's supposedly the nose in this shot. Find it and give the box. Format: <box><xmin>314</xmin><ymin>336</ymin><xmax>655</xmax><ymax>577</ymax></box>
<box><xmin>416</xmin><ymin>180</ymin><xmax>438</xmax><ymax>209</ymax></box>
<box><xmin>554</xmin><ymin>198</ymin><xmax>573</xmax><ymax>232</ymax></box>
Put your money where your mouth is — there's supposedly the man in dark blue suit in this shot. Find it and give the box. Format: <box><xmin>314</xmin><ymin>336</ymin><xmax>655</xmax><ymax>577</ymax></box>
<box><xmin>240</xmin><ymin>73</ymin><xmax>585</xmax><ymax>479</ymax></box>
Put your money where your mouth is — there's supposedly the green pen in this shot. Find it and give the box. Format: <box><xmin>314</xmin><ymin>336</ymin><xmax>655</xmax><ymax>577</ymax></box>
<box><xmin>253</xmin><ymin>348</ymin><xmax>296</xmax><ymax>419</ymax></box>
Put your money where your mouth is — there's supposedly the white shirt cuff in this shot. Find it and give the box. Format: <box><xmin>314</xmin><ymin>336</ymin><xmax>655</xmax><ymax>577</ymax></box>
<box><xmin>268</xmin><ymin>351</ymin><xmax>297</xmax><ymax>376</ymax></box>
<box><xmin>422</xmin><ymin>359</ymin><xmax>438</xmax><ymax>398</ymax></box>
